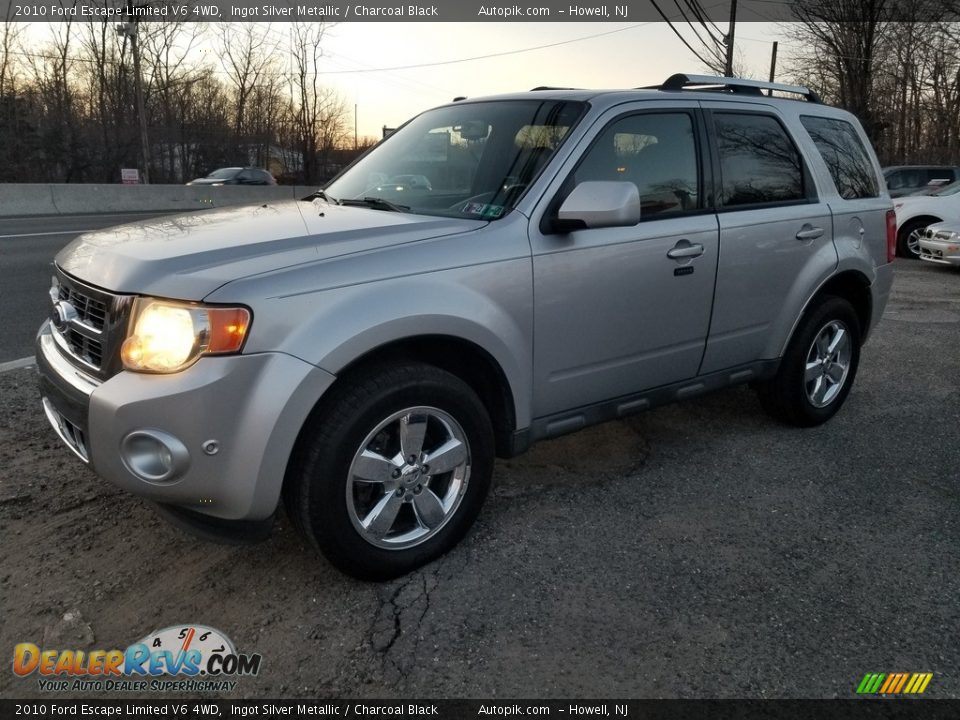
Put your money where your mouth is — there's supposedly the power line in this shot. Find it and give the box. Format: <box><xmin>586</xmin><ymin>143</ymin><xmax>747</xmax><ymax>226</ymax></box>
<box><xmin>673</xmin><ymin>0</ymin><xmax>725</xmax><ymax>66</ymax></box>
<box><xmin>649</xmin><ymin>0</ymin><xmax>717</xmax><ymax>68</ymax></box>
<box><xmin>7</xmin><ymin>23</ymin><xmax>658</xmax><ymax>78</ymax></box>
<box><xmin>682</xmin><ymin>0</ymin><xmax>726</xmax><ymax>46</ymax></box>
<box><xmin>687</xmin><ymin>0</ymin><xmax>725</xmax><ymax>38</ymax></box>
<box><xmin>311</xmin><ymin>23</ymin><xmax>658</xmax><ymax>73</ymax></box>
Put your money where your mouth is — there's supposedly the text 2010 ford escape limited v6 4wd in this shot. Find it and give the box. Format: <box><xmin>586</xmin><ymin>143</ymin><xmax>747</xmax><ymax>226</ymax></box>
<box><xmin>37</xmin><ymin>75</ymin><xmax>895</xmax><ymax>580</ymax></box>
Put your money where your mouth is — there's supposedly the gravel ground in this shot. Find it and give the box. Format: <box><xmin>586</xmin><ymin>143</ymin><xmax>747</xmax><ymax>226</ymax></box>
<box><xmin>1</xmin><ymin>261</ymin><xmax>958</xmax><ymax>700</ymax></box>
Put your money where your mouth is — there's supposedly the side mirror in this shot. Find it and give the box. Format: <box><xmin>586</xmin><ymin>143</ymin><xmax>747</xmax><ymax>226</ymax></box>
<box><xmin>553</xmin><ymin>181</ymin><xmax>641</xmax><ymax>232</ymax></box>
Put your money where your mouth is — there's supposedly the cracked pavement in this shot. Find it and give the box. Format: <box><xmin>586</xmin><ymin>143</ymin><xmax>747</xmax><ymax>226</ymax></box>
<box><xmin>1</xmin><ymin>261</ymin><xmax>958</xmax><ymax>699</ymax></box>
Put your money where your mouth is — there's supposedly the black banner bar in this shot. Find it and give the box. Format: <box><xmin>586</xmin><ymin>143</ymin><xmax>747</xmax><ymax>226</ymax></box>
<box><xmin>3</xmin><ymin>700</ymin><xmax>960</xmax><ymax>720</ymax></box>
<box><xmin>0</xmin><ymin>0</ymin><xmax>875</xmax><ymax>24</ymax></box>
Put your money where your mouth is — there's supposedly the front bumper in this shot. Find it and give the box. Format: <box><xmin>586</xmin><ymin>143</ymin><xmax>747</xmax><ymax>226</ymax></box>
<box><xmin>919</xmin><ymin>236</ymin><xmax>960</xmax><ymax>266</ymax></box>
<box><xmin>36</xmin><ymin>320</ymin><xmax>336</xmax><ymax>524</ymax></box>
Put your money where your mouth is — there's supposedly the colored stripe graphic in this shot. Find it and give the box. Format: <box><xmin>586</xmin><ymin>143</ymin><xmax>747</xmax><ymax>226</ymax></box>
<box><xmin>857</xmin><ymin>672</ymin><xmax>932</xmax><ymax>694</ymax></box>
<box><xmin>856</xmin><ymin>673</ymin><xmax>885</xmax><ymax>694</ymax></box>
<box><xmin>893</xmin><ymin>673</ymin><xmax>909</xmax><ymax>693</ymax></box>
<box><xmin>879</xmin><ymin>674</ymin><xmax>896</xmax><ymax>694</ymax></box>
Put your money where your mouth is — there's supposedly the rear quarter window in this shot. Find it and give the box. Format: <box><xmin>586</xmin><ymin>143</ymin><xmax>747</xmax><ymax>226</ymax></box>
<box><xmin>800</xmin><ymin>116</ymin><xmax>879</xmax><ymax>199</ymax></box>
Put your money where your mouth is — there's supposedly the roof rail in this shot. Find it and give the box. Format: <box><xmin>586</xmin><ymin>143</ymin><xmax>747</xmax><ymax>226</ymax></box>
<box><xmin>655</xmin><ymin>73</ymin><xmax>821</xmax><ymax>103</ymax></box>
<box><xmin>530</xmin><ymin>86</ymin><xmax>579</xmax><ymax>91</ymax></box>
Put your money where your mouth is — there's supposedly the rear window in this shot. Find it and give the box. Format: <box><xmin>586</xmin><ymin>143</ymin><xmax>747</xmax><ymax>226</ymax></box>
<box><xmin>713</xmin><ymin>113</ymin><xmax>805</xmax><ymax>207</ymax></box>
<box><xmin>924</xmin><ymin>168</ymin><xmax>954</xmax><ymax>184</ymax></box>
<box><xmin>801</xmin><ymin>116</ymin><xmax>879</xmax><ymax>199</ymax></box>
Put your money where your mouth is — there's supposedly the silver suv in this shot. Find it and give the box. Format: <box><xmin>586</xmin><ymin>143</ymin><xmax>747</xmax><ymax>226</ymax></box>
<box><xmin>36</xmin><ymin>74</ymin><xmax>895</xmax><ymax>580</ymax></box>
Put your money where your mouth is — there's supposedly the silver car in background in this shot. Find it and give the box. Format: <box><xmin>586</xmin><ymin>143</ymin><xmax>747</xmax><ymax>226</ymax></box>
<box><xmin>918</xmin><ymin>223</ymin><xmax>960</xmax><ymax>267</ymax></box>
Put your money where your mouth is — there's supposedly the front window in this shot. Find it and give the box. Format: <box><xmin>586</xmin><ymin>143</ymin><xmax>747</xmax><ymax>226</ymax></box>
<box><xmin>208</xmin><ymin>168</ymin><xmax>240</xmax><ymax>179</ymax></box>
<box><xmin>326</xmin><ymin>100</ymin><xmax>586</xmax><ymax>219</ymax></box>
<box><xmin>568</xmin><ymin>111</ymin><xmax>701</xmax><ymax>218</ymax></box>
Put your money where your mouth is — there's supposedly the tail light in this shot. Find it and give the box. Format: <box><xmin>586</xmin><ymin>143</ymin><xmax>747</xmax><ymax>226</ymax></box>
<box><xmin>886</xmin><ymin>209</ymin><xmax>897</xmax><ymax>263</ymax></box>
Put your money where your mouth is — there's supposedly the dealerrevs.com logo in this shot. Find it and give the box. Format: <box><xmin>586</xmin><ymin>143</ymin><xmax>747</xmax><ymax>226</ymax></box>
<box><xmin>12</xmin><ymin>624</ymin><xmax>262</xmax><ymax>693</ymax></box>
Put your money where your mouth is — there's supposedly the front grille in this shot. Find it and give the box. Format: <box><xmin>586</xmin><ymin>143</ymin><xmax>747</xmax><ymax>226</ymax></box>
<box><xmin>50</xmin><ymin>268</ymin><xmax>132</xmax><ymax>380</ymax></box>
<box><xmin>64</xmin><ymin>327</ymin><xmax>103</xmax><ymax>367</ymax></box>
<box><xmin>58</xmin><ymin>283</ymin><xmax>107</xmax><ymax>330</ymax></box>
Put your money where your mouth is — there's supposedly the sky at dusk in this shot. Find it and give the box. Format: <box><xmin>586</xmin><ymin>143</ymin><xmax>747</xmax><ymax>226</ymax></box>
<box><xmin>22</xmin><ymin>21</ymin><xmax>792</xmax><ymax>138</ymax></box>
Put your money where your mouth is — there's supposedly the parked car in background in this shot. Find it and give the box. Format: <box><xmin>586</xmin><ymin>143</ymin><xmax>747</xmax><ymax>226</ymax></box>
<box><xmin>186</xmin><ymin>167</ymin><xmax>277</xmax><ymax>186</ymax></box>
<box><xmin>883</xmin><ymin>165</ymin><xmax>959</xmax><ymax>198</ymax></box>
<box><xmin>918</xmin><ymin>222</ymin><xmax>960</xmax><ymax>267</ymax></box>
<box><xmin>894</xmin><ymin>181</ymin><xmax>960</xmax><ymax>257</ymax></box>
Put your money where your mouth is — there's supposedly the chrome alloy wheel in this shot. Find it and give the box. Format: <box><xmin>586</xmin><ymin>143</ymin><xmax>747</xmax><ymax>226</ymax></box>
<box><xmin>907</xmin><ymin>227</ymin><xmax>925</xmax><ymax>256</ymax></box>
<box><xmin>804</xmin><ymin>320</ymin><xmax>852</xmax><ymax>408</ymax></box>
<box><xmin>346</xmin><ymin>407</ymin><xmax>471</xmax><ymax>550</ymax></box>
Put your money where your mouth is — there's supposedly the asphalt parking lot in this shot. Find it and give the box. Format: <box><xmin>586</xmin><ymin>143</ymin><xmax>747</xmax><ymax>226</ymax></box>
<box><xmin>0</xmin><ymin>259</ymin><xmax>958</xmax><ymax>700</ymax></box>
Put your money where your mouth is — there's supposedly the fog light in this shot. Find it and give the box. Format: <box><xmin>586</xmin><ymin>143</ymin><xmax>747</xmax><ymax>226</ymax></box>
<box><xmin>120</xmin><ymin>430</ymin><xmax>189</xmax><ymax>483</ymax></box>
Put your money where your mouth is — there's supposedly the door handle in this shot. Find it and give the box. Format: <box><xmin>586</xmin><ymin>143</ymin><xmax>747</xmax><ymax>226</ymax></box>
<box><xmin>795</xmin><ymin>225</ymin><xmax>825</xmax><ymax>241</ymax></box>
<box><xmin>667</xmin><ymin>241</ymin><xmax>705</xmax><ymax>260</ymax></box>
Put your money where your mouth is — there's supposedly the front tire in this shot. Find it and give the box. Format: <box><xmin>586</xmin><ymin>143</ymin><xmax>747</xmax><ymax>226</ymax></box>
<box><xmin>897</xmin><ymin>219</ymin><xmax>929</xmax><ymax>258</ymax></box>
<box><xmin>757</xmin><ymin>296</ymin><xmax>861</xmax><ymax>427</ymax></box>
<box><xmin>284</xmin><ymin>363</ymin><xmax>494</xmax><ymax>581</ymax></box>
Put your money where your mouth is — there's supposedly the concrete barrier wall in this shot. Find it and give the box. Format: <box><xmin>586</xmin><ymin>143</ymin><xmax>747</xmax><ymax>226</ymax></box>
<box><xmin>0</xmin><ymin>184</ymin><xmax>318</xmax><ymax>218</ymax></box>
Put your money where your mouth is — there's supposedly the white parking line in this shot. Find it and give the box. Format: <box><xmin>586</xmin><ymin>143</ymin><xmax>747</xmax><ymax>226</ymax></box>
<box><xmin>0</xmin><ymin>356</ymin><xmax>35</xmax><ymax>373</ymax></box>
<box><xmin>0</xmin><ymin>229</ymin><xmax>94</xmax><ymax>239</ymax></box>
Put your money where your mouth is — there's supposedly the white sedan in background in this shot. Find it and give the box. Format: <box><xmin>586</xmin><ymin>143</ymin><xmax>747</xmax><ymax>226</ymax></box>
<box><xmin>918</xmin><ymin>223</ymin><xmax>960</xmax><ymax>267</ymax></box>
<box><xmin>894</xmin><ymin>181</ymin><xmax>960</xmax><ymax>258</ymax></box>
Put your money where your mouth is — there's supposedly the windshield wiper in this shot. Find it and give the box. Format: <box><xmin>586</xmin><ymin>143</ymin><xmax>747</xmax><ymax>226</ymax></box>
<box><xmin>301</xmin><ymin>189</ymin><xmax>340</xmax><ymax>204</ymax></box>
<box><xmin>339</xmin><ymin>196</ymin><xmax>409</xmax><ymax>212</ymax></box>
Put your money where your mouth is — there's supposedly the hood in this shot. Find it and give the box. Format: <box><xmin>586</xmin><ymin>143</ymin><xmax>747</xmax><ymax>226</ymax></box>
<box><xmin>57</xmin><ymin>200</ymin><xmax>486</xmax><ymax>299</ymax></box>
<box><xmin>894</xmin><ymin>194</ymin><xmax>952</xmax><ymax>217</ymax></box>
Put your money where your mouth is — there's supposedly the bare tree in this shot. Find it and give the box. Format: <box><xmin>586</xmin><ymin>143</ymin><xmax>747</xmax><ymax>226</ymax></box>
<box><xmin>140</xmin><ymin>21</ymin><xmax>207</xmax><ymax>181</ymax></box>
<box><xmin>0</xmin><ymin>17</ymin><xmax>22</xmax><ymax>97</ymax></box>
<box><xmin>217</xmin><ymin>24</ymin><xmax>279</xmax><ymax>144</ymax></box>
<box><xmin>787</xmin><ymin>0</ymin><xmax>893</xmax><ymax>142</ymax></box>
<box><xmin>288</xmin><ymin>22</ymin><xmax>348</xmax><ymax>184</ymax></box>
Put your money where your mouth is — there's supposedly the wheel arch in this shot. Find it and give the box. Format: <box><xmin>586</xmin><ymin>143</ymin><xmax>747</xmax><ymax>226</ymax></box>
<box><xmin>298</xmin><ymin>334</ymin><xmax>519</xmax><ymax>460</ymax></box>
<box><xmin>898</xmin><ymin>214</ymin><xmax>942</xmax><ymax>237</ymax></box>
<box><xmin>780</xmin><ymin>269</ymin><xmax>873</xmax><ymax>356</ymax></box>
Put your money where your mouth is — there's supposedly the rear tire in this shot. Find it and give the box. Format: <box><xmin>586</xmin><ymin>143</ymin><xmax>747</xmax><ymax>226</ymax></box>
<box><xmin>283</xmin><ymin>362</ymin><xmax>494</xmax><ymax>581</ymax></box>
<box><xmin>757</xmin><ymin>296</ymin><xmax>861</xmax><ymax>427</ymax></box>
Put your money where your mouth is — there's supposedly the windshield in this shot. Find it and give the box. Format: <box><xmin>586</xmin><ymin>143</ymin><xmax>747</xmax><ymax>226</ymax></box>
<box><xmin>207</xmin><ymin>168</ymin><xmax>241</xmax><ymax>179</ymax></box>
<box><xmin>325</xmin><ymin>99</ymin><xmax>586</xmax><ymax>220</ymax></box>
<box><xmin>931</xmin><ymin>180</ymin><xmax>960</xmax><ymax>196</ymax></box>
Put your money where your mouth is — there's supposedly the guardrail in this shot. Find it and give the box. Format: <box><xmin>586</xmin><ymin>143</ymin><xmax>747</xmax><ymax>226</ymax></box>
<box><xmin>0</xmin><ymin>184</ymin><xmax>318</xmax><ymax>217</ymax></box>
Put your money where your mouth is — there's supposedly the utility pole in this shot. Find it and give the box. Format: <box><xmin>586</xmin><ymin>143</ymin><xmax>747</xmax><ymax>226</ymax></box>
<box><xmin>724</xmin><ymin>0</ymin><xmax>737</xmax><ymax>77</ymax></box>
<box><xmin>117</xmin><ymin>4</ymin><xmax>150</xmax><ymax>184</ymax></box>
<box><xmin>354</xmin><ymin>103</ymin><xmax>358</xmax><ymax>150</ymax></box>
<box><xmin>768</xmin><ymin>41</ymin><xmax>778</xmax><ymax>84</ymax></box>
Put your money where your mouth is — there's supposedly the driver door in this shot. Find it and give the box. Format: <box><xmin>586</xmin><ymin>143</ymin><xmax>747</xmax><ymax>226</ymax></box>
<box><xmin>528</xmin><ymin>104</ymin><xmax>719</xmax><ymax>417</ymax></box>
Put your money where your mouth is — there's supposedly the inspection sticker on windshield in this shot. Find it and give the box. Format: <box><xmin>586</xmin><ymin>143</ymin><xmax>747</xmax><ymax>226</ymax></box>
<box><xmin>463</xmin><ymin>203</ymin><xmax>504</xmax><ymax>219</ymax></box>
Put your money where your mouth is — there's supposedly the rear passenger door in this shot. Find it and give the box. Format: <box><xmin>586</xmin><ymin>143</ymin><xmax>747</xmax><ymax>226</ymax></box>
<box><xmin>699</xmin><ymin>105</ymin><xmax>837</xmax><ymax>374</ymax></box>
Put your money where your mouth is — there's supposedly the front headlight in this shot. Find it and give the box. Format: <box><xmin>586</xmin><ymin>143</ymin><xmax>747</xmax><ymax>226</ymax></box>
<box><xmin>120</xmin><ymin>298</ymin><xmax>251</xmax><ymax>373</ymax></box>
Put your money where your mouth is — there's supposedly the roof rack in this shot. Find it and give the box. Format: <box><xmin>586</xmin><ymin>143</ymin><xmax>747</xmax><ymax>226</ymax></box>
<box><xmin>650</xmin><ymin>73</ymin><xmax>821</xmax><ymax>103</ymax></box>
<box><xmin>529</xmin><ymin>86</ymin><xmax>579</xmax><ymax>91</ymax></box>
